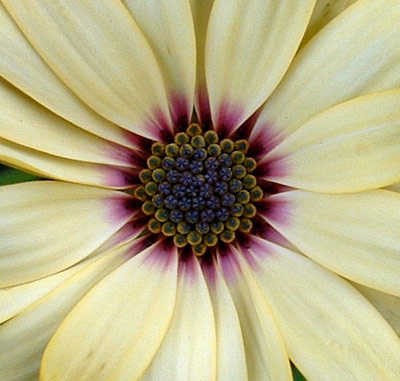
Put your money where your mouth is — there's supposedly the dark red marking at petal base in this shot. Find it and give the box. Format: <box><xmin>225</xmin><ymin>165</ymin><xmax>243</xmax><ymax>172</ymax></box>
<box><xmin>196</xmin><ymin>86</ymin><xmax>212</xmax><ymax>130</ymax></box>
<box><xmin>236</xmin><ymin>235</ymin><xmax>275</xmax><ymax>271</ymax></box>
<box><xmin>123</xmin><ymin>130</ymin><xmax>154</xmax><ymax>156</ymax></box>
<box><xmin>140</xmin><ymin>238</ymin><xmax>177</xmax><ymax>270</ymax></box>
<box><xmin>217</xmin><ymin>245</ymin><xmax>242</xmax><ymax>283</ymax></box>
<box><xmin>178</xmin><ymin>251</ymin><xmax>199</xmax><ymax>283</ymax></box>
<box><xmin>105</xmin><ymin>143</ymin><xmax>138</xmax><ymax>166</ymax></box>
<box><xmin>130</xmin><ymin>213</ymin><xmax>149</xmax><ymax>231</ymax></box>
<box><xmin>107</xmin><ymin>195</ymin><xmax>137</xmax><ymax>224</ymax></box>
<box><xmin>169</xmin><ymin>93</ymin><xmax>191</xmax><ymax>131</ymax></box>
<box><xmin>178</xmin><ymin>244</ymin><xmax>193</xmax><ymax>262</ymax></box>
<box><xmin>215</xmin><ymin>100</ymin><xmax>245</xmax><ymax>137</ymax></box>
<box><xmin>261</xmin><ymin>226</ymin><xmax>294</xmax><ymax>250</ymax></box>
<box><xmin>257</xmin><ymin>158</ymin><xmax>290</xmax><ymax>182</ymax></box>
<box><xmin>217</xmin><ymin>242</ymin><xmax>232</xmax><ymax>258</ymax></box>
<box><xmin>267</xmin><ymin>158</ymin><xmax>290</xmax><ymax>179</ymax></box>
<box><xmin>107</xmin><ymin>217</ymin><xmax>147</xmax><ymax>249</ymax></box>
<box><xmin>246</xmin><ymin>215</ymin><xmax>293</xmax><ymax>248</ymax></box>
<box><xmin>129</xmin><ymin>155</ymin><xmax>147</xmax><ymax>171</ymax></box>
<box><xmin>108</xmin><ymin>140</ymin><xmax>147</xmax><ymax>171</ymax></box>
<box><xmin>248</xmin><ymin>124</ymin><xmax>283</xmax><ymax>159</ymax></box>
<box><xmin>200</xmin><ymin>256</ymin><xmax>217</xmax><ymax>287</ymax></box>
<box><xmin>117</xmin><ymin>167</ymin><xmax>141</xmax><ymax>187</ymax></box>
<box><xmin>147</xmin><ymin>107</ymin><xmax>174</xmax><ymax>143</ymax></box>
<box><xmin>200</xmin><ymin>248</ymin><xmax>217</xmax><ymax>268</ymax></box>
<box><xmin>103</xmin><ymin>166</ymin><xmax>139</xmax><ymax>188</ymax></box>
<box><xmin>235</xmin><ymin>242</ymin><xmax>259</xmax><ymax>271</ymax></box>
<box><xmin>125</xmin><ymin>234</ymin><xmax>159</xmax><ymax>259</ymax></box>
<box><xmin>256</xmin><ymin>179</ymin><xmax>289</xmax><ymax>196</ymax></box>
<box><xmin>125</xmin><ymin>170</ymin><xmax>141</xmax><ymax>186</ymax></box>
<box><xmin>236</xmin><ymin>218</ymin><xmax>278</xmax><ymax>267</ymax></box>
<box><xmin>241</xmin><ymin>215</ymin><xmax>269</xmax><ymax>240</ymax></box>
<box><xmin>231</xmin><ymin>108</ymin><xmax>261</xmax><ymax>141</ymax></box>
<box><xmin>257</xmin><ymin>197</ymin><xmax>292</xmax><ymax>227</ymax></box>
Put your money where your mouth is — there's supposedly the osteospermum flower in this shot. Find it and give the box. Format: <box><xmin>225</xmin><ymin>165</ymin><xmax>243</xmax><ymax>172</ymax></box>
<box><xmin>1</xmin><ymin>0</ymin><xmax>400</xmax><ymax>379</ymax></box>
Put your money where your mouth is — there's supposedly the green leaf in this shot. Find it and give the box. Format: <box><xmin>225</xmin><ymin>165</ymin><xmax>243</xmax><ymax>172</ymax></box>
<box><xmin>292</xmin><ymin>363</ymin><xmax>307</xmax><ymax>381</ymax></box>
<box><xmin>0</xmin><ymin>165</ymin><xmax>41</xmax><ymax>185</ymax></box>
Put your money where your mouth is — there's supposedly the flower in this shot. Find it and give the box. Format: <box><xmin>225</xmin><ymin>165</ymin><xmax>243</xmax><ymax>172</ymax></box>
<box><xmin>1</xmin><ymin>0</ymin><xmax>400</xmax><ymax>380</ymax></box>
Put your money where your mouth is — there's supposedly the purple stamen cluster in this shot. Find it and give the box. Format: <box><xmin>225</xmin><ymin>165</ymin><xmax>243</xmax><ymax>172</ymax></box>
<box><xmin>135</xmin><ymin>123</ymin><xmax>263</xmax><ymax>256</ymax></box>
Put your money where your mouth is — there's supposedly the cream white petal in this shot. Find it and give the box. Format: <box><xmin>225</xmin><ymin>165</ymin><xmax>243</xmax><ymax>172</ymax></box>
<box><xmin>206</xmin><ymin>0</ymin><xmax>315</xmax><ymax>134</ymax></box>
<box><xmin>264</xmin><ymin>90</ymin><xmax>400</xmax><ymax>193</ymax></box>
<box><xmin>247</xmin><ymin>238</ymin><xmax>400</xmax><ymax>379</ymax></box>
<box><xmin>0</xmin><ymin>181</ymin><xmax>135</xmax><ymax>287</ymax></box>
<box><xmin>84</xmin><ymin>218</ymin><xmax>148</xmax><ymax>261</ymax></box>
<box><xmin>140</xmin><ymin>255</ymin><xmax>217</xmax><ymax>381</ymax></box>
<box><xmin>353</xmin><ymin>283</ymin><xmax>400</xmax><ymax>337</ymax></box>
<box><xmin>41</xmin><ymin>242</ymin><xmax>178</xmax><ymax>381</ymax></box>
<box><xmin>0</xmin><ymin>79</ymin><xmax>132</xmax><ymax>166</ymax></box>
<box><xmin>202</xmin><ymin>259</ymin><xmax>248</xmax><ymax>381</ymax></box>
<box><xmin>0</xmin><ymin>138</ymin><xmax>135</xmax><ymax>189</ymax></box>
<box><xmin>3</xmin><ymin>0</ymin><xmax>172</xmax><ymax>140</ymax></box>
<box><xmin>0</xmin><ymin>243</ymin><xmax>134</xmax><ymax>381</ymax></box>
<box><xmin>264</xmin><ymin>190</ymin><xmax>400</xmax><ymax>296</ymax></box>
<box><xmin>0</xmin><ymin>226</ymin><xmax>142</xmax><ymax>325</ymax></box>
<box><xmin>251</xmin><ymin>0</ymin><xmax>400</xmax><ymax>147</ymax></box>
<box><xmin>301</xmin><ymin>0</ymin><xmax>358</xmax><ymax>46</ymax></box>
<box><xmin>218</xmin><ymin>248</ymin><xmax>291</xmax><ymax>380</ymax></box>
<box><xmin>0</xmin><ymin>3</ymin><xmax>134</xmax><ymax>148</ymax></box>
<box><xmin>0</xmin><ymin>265</ymin><xmax>79</xmax><ymax>325</ymax></box>
<box><xmin>122</xmin><ymin>0</ymin><xmax>196</xmax><ymax>126</ymax></box>
<box><xmin>189</xmin><ymin>0</ymin><xmax>214</xmax><ymax>123</ymax></box>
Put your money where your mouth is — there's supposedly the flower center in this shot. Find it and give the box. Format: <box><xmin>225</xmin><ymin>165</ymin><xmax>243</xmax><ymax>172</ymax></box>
<box><xmin>135</xmin><ymin>123</ymin><xmax>263</xmax><ymax>256</ymax></box>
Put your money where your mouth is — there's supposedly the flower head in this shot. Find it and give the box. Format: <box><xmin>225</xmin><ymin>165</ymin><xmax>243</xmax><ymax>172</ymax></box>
<box><xmin>1</xmin><ymin>0</ymin><xmax>400</xmax><ymax>380</ymax></box>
